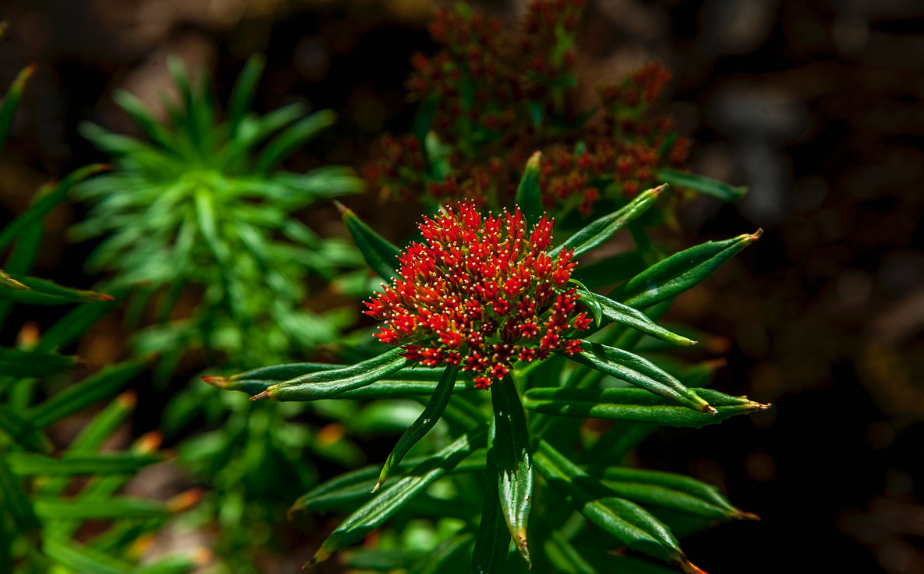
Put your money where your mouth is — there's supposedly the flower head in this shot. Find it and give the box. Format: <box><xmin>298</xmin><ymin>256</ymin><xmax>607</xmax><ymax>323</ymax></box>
<box><xmin>365</xmin><ymin>203</ymin><xmax>591</xmax><ymax>388</ymax></box>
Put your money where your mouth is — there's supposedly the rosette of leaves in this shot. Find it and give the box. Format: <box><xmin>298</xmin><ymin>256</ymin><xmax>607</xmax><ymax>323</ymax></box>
<box><xmin>72</xmin><ymin>53</ymin><xmax>364</xmax><ymax>370</ymax></box>
<box><xmin>363</xmin><ymin>0</ymin><xmax>745</xmax><ymax>225</ymax></box>
<box><xmin>0</xmin><ymin>158</ymin><xmax>199</xmax><ymax>573</ymax></box>
<box><xmin>206</xmin><ymin>163</ymin><xmax>767</xmax><ymax>572</ymax></box>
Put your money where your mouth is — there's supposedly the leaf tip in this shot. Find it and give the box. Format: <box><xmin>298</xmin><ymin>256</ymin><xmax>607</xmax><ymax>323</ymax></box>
<box><xmin>251</xmin><ymin>390</ymin><xmax>270</xmax><ymax>401</ymax></box>
<box><xmin>117</xmin><ymin>390</ymin><xmax>138</xmax><ymax>409</ymax></box>
<box><xmin>747</xmin><ymin>228</ymin><xmax>764</xmax><ymax>242</ymax></box>
<box><xmin>334</xmin><ymin>200</ymin><xmax>352</xmax><ymax>216</ymax></box>
<box><xmin>168</xmin><ymin>487</ymin><xmax>203</xmax><ymax>513</ymax></box>
<box><xmin>703</xmin><ymin>405</ymin><xmax>718</xmax><ymax>416</ymax></box>
<box><xmin>304</xmin><ymin>548</ymin><xmax>330</xmax><ymax>570</ymax></box>
<box><xmin>200</xmin><ymin>375</ymin><xmax>227</xmax><ymax>386</ymax></box>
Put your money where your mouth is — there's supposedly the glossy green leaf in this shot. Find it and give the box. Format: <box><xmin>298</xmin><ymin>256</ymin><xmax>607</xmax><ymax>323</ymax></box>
<box><xmin>0</xmin><ymin>64</ymin><xmax>34</xmax><ymax>150</ymax></box>
<box><xmin>568</xmin><ymin>341</ymin><xmax>711</xmax><ymax>413</ymax></box>
<box><xmin>656</xmin><ymin>168</ymin><xmax>747</xmax><ymax>202</ymax></box>
<box><xmin>7</xmin><ymin>452</ymin><xmax>161</xmax><ymax>476</ymax></box>
<box><xmin>254</xmin><ymin>347</ymin><xmax>409</xmax><ymax>401</ymax></box>
<box><xmin>579</xmin><ymin>291</ymin><xmax>695</xmax><ymax>346</ymax></box>
<box><xmin>0</xmin><ymin>164</ymin><xmax>109</xmax><ymax>254</ymax></box>
<box><xmin>306</xmin><ymin>427</ymin><xmax>487</xmax><ymax>568</ymax></box>
<box><xmin>289</xmin><ymin>452</ymin><xmax>486</xmax><ymax>516</ymax></box>
<box><xmin>533</xmin><ymin>440</ymin><xmax>696</xmax><ymax>571</ymax></box>
<box><xmin>338</xmin><ymin>201</ymin><xmax>401</xmax><ymax>279</ymax></box>
<box><xmin>515</xmin><ymin>151</ymin><xmax>543</xmax><ymax>227</ymax></box>
<box><xmin>472</xmin><ymin>425</ymin><xmax>511</xmax><ymax>574</ymax></box>
<box><xmin>599</xmin><ymin>467</ymin><xmax>757</xmax><ymax>522</ymax></box>
<box><xmin>0</xmin><ymin>346</ymin><xmax>77</xmax><ymax>378</ymax></box>
<box><xmin>375</xmin><ymin>367</ymin><xmax>458</xmax><ymax>492</ymax></box>
<box><xmin>491</xmin><ymin>376</ymin><xmax>532</xmax><ymax>566</ymax></box>
<box><xmin>26</xmin><ymin>358</ymin><xmax>145</xmax><ymax>428</ymax></box>
<box><xmin>611</xmin><ymin>231</ymin><xmax>761</xmax><ymax>309</ymax></box>
<box><xmin>550</xmin><ymin>184</ymin><xmax>665</xmax><ymax>258</ymax></box>
<box><xmin>524</xmin><ymin>387</ymin><xmax>769</xmax><ymax>428</ymax></box>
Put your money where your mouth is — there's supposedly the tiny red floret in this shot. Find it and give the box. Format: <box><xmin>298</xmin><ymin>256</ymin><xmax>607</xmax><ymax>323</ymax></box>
<box><xmin>365</xmin><ymin>203</ymin><xmax>589</xmax><ymax>388</ymax></box>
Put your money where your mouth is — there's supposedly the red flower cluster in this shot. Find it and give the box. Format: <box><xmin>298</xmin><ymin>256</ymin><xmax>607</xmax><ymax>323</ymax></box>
<box><xmin>365</xmin><ymin>203</ymin><xmax>591</xmax><ymax>389</ymax></box>
<box><xmin>363</xmin><ymin>0</ymin><xmax>694</xmax><ymax>218</ymax></box>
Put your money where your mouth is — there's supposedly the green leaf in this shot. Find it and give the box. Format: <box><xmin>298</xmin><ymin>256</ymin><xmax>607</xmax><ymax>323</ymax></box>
<box><xmin>599</xmin><ymin>468</ymin><xmax>758</xmax><ymax>522</ymax></box>
<box><xmin>374</xmin><ymin>367</ymin><xmax>458</xmax><ymax>492</ymax></box>
<box><xmin>0</xmin><ymin>269</ymin><xmax>27</xmax><ymax>290</ymax></box>
<box><xmin>610</xmin><ymin>231</ymin><xmax>761</xmax><ymax>309</ymax></box>
<box><xmin>228</xmin><ymin>54</ymin><xmax>265</xmax><ymax>135</ymax></box>
<box><xmin>533</xmin><ymin>440</ymin><xmax>696</xmax><ymax>571</ymax></box>
<box><xmin>515</xmin><ymin>151</ymin><xmax>543</xmax><ymax>227</ymax></box>
<box><xmin>0</xmin><ymin>276</ymin><xmax>114</xmax><ymax>305</ymax></box>
<box><xmin>472</xmin><ymin>425</ymin><xmax>511</xmax><ymax>574</ymax></box>
<box><xmin>306</xmin><ymin>427</ymin><xmax>487</xmax><ymax>568</ymax></box>
<box><xmin>409</xmin><ymin>531</ymin><xmax>475</xmax><ymax>574</ymax></box>
<box><xmin>7</xmin><ymin>453</ymin><xmax>161</xmax><ymax>476</ymax></box>
<box><xmin>491</xmin><ymin>376</ymin><xmax>532</xmax><ymax>566</ymax></box>
<box><xmin>0</xmin><ymin>347</ymin><xmax>77</xmax><ymax>378</ymax></box>
<box><xmin>568</xmin><ymin>341</ymin><xmax>710</xmax><ymax>413</ymax></box>
<box><xmin>550</xmin><ymin>184</ymin><xmax>664</xmax><ymax>259</ymax></box>
<box><xmin>26</xmin><ymin>358</ymin><xmax>145</xmax><ymax>429</ymax></box>
<box><xmin>655</xmin><ymin>168</ymin><xmax>747</xmax><ymax>202</ymax></box>
<box><xmin>33</xmin><ymin>498</ymin><xmax>169</xmax><ymax>520</ymax></box>
<box><xmin>0</xmin><ymin>406</ymin><xmax>51</xmax><ymax>453</ymax></box>
<box><xmin>254</xmin><ymin>347</ymin><xmax>409</xmax><ymax>401</ymax></box>
<box><xmin>523</xmin><ymin>387</ymin><xmax>769</xmax><ymax>428</ymax></box>
<box><xmin>43</xmin><ymin>538</ymin><xmax>135</xmax><ymax>574</ymax></box>
<box><xmin>0</xmin><ymin>164</ymin><xmax>110</xmax><ymax>254</ymax></box>
<box><xmin>0</xmin><ymin>64</ymin><xmax>34</xmax><ymax>150</ymax></box>
<box><xmin>289</xmin><ymin>453</ymin><xmax>486</xmax><ymax>516</ymax></box>
<box><xmin>338</xmin><ymin>201</ymin><xmax>401</xmax><ymax>279</ymax></box>
<box><xmin>0</xmin><ymin>454</ymin><xmax>39</xmax><ymax>532</ymax></box>
<box><xmin>254</xmin><ymin>109</ymin><xmax>336</xmax><ymax>172</ymax></box>
<box><xmin>579</xmin><ymin>291</ymin><xmax>695</xmax><ymax>346</ymax></box>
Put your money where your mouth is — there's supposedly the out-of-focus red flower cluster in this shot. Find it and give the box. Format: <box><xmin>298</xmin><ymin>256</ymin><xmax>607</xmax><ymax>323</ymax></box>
<box><xmin>364</xmin><ymin>203</ymin><xmax>590</xmax><ymax>389</ymax></box>
<box><xmin>363</xmin><ymin>0</ymin><xmax>693</xmax><ymax>217</ymax></box>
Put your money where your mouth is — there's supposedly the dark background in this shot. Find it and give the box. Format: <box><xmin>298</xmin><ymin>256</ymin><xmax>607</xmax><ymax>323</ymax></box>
<box><xmin>1</xmin><ymin>0</ymin><xmax>923</xmax><ymax>572</ymax></box>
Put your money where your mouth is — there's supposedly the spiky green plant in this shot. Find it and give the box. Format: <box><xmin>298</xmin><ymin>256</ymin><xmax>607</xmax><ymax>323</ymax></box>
<box><xmin>207</xmin><ymin>159</ymin><xmax>766</xmax><ymax>573</ymax></box>
<box><xmin>72</xmin><ymin>54</ymin><xmax>363</xmax><ymax>369</ymax></box>
<box><xmin>69</xmin><ymin>54</ymin><xmax>372</xmax><ymax>572</ymax></box>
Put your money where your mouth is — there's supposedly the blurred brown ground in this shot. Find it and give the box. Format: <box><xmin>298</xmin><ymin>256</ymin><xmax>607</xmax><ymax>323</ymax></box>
<box><xmin>1</xmin><ymin>0</ymin><xmax>923</xmax><ymax>572</ymax></box>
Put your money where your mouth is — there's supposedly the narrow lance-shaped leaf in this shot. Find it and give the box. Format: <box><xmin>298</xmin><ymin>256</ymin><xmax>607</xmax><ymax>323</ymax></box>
<box><xmin>0</xmin><ymin>64</ymin><xmax>35</xmax><ymax>150</ymax></box>
<box><xmin>533</xmin><ymin>440</ymin><xmax>702</xmax><ymax>573</ymax></box>
<box><xmin>26</xmin><ymin>358</ymin><xmax>146</xmax><ymax>429</ymax></box>
<box><xmin>337</xmin><ymin>201</ymin><xmax>401</xmax><ymax>280</ymax></box>
<box><xmin>578</xmin><ymin>290</ymin><xmax>696</xmax><ymax>346</ymax></box>
<box><xmin>253</xmin><ymin>346</ymin><xmax>409</xmax><ymax>401</ymax></box>
<box><xmin>472</xmin><ymin>423</ymin><xmax>511</xmax><ymax>574</ymax></box>
<box><xmin>524</xmin><ymin>387</ymin><xmax>769</xmax><ymax>428</ymax></box>
<box><xmin>491</xmin><ymin>376</ymin><xmax>533</xmax><ymax>566</ymax></box>
<box><xmin>0</xmin><ymin>454</ymin><xmax>39</xmax><ymax>532</ymax></box>
<box><xmin>515</xmin><ymin>151</ymin><xmax>543</xmax><ymax>227</ymax></box>
<box><xmin>306</xmin><ymin>427</ymin><xmax>488</xmax><ymax>569</ymax></box>
<box><xmin>0</xmin><ymin>276</ymin><xmax>114</xmax><ymax>305</ymax></box>
<box><xmin>656</xmin><ymin>168</ymin><xmax>747</xmax><ymax>202</ymax></box>
<box><xmin>289</xmin><ymin>453</ymin><xmax>487</xmax><ymax>516</ymax></box>
<box><xmin>227</xmin><ymin>53</ymin><xmax>265</xmax><ymax>135</ymax></box>
<box><xmin>254</xmin><ymin>109</ymin><xmax>336</xmax><ymax>172</ymax></box>
<box><xmin>374</xmin><ymin>367</ymin><xmax>458</xmax><ymax>492</ymax></box>
<box><xmin>610</xmin><ymin>231</ymin><xmax>761</xmax><ymax>309</ymax></box>
<box><xmin>0</xmin><ymin>164</ymin><xmax>110</xmax><ymax>254</ymax></box>
<box><xmin>598</xmin><ymin>467</ymin><xmax>758</xmax><ymax>523</ymax></box>
<box><xmin>0</xmin><ymin>269</ymin><xmax>27</xmax><ymax>290</ymax></box>
<box><xmin>7</xmin><ymin>453</ymin><xmax>162</xmax><ymax>476</ymax></box>
<box><xmin>550</xmin><ymin>184</ymin><xmax>665</xmax><ymax>258</ymax></box>
<box><xmin>567</xmin><ymin>341</ymin><xmax>712</xmax><ymax>413</ymax></box>
<box><xmin>0</xmin><ymin>347</ymin><xmax>77</xmax><ymax>378</ymax></box>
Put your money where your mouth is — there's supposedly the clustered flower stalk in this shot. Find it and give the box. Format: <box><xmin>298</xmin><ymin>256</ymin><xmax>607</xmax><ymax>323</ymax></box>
<box><xmin>365</xmin><ymin>203</ymin><xmax>591</xmax><ymax>388</ymax></box>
